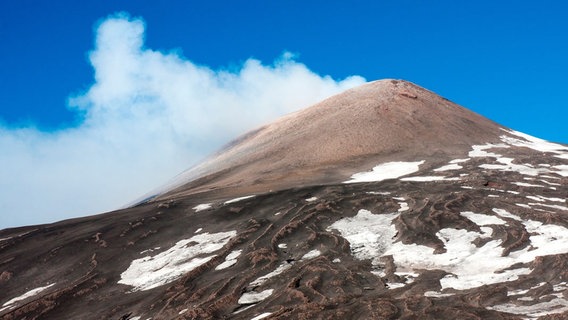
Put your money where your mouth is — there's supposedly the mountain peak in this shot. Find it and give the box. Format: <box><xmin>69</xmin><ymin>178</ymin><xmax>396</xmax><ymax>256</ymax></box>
<box><xmin>156</xmin><ymin>79</ymin><xmax>503</xmax><ymax>200</ymax></box>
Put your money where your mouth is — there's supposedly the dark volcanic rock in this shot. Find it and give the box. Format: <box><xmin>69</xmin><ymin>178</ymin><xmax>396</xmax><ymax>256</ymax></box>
<box><xmin>1</xmin><ymin>80</ymin><xmax>568</xmax><ymax>319</ymax></box>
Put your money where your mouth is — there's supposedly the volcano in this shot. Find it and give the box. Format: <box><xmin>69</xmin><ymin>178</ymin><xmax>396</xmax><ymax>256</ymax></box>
<box><xmin>1</xmin><ymin>80</ymin><xmax>568</xmax><ymax>320</ymax></box>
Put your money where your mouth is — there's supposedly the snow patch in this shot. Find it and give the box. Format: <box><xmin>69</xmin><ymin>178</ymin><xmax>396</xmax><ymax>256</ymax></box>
<box><xmin>554</xmin><ymin>282</ymin><xmax>568</xmax><ymax>292</ymax></box>
<box><xmin>119</xmin><ymin>231</ymin><xmax>236</xmax><ymax>291</ymax></box>
<box><xmin>529</xmin><ymin>195</ymin><xmax>564</xmax><ymax>203</ymax></box>
<box><xmin>492</xmin><ymin>208</ymin><xmax>523</xmax><ymax>221</ymax></box>
<box><xmin>250</xmin><ymin>312</ymin><xmax>273</xmax><ymax>320</ymax></box>
<box><xmin>225</xmin><ymin>195</ymin><xmax>255</xmax><ymax>204</ymax></box>
<box><xmin>344</xmin><ymin>161</ymin><xmax>425</xmax><ymax>183</ymax></box>
<box><xmin>215</xmin><ymin>249</ymin><xmax>242</xmax><ymax>270</ymax></box>
<box><xmin>450</xmin><ymin>158</ymin><xmax>470</xmax><ymax>164</ymax></box>
<box><xmin>384</xmin><ymin>225</ymin><xmax>532</xmax><ymax>290</ymax></box>
<box><xmin>400</xmin><ymin>176</ymin><xmax>459</xmax><ymax>182</ymax></box>
<box><xmin>367</xmin><ymin>191</ymin><xmax>391</xmax><ymax>195</ymax></box>
<box><xmin>327</xmin><ymin>209</ymin><xmax>399</xmax><ymax>268</ymax></box>
<box><xmin>330</xmin><ymin>206</ymin><xmax>568</xmax><ymax>292</ymax></box>
<box><xmin>434</xmin><ymin>164</ymin><xmax>463</xmax><ymax>171</ymax></box>
<box><xmin>502</xmin><ymin>129</ymin><xmax>568</xmax><ymax>154</ymax></box>
<box><xmin>424</xmin><ymin>291</ymin><xmax>455</xmax><ymax>298</ymax></box>
<box><xmin>526</xmin><ymin>196</ymin><xmax>544</xmax><ymax>202</ymax></box>
<box><xmin>513</xmin><ymin>182</ymin><xmax>544</xmax><ymax>188</ymax></box>
<box><xmin>301</xmin><ymin>249</ymin><xmax>321</xmax><ymax>260</ymax></box>
<box><xmin>305</xmin><ymin>197</ymin><xmax>318</xmax><ymax>202</ymax></box>
<box><xmin>249</xmin><ymin>262</ymin><xmax>293</xmax><ymax>287</ymax></box>
<box><xmin>469</xmin><ymin>143</ymin><xmax>508</xmax><ymax>158</ymax></box>
<box><xmin>489</xmin><ymin>295</ymin><xmax>568</xmax><ymax>318</ymax></box>
<box><xmin>460</xmin><ymin>211</ymin><xmax>506</xmax><ymax>226</ymax></box>
<box><xmin>238</xmin><ymin>289</ymin><xmax>274</xmax><ymax>304</ymax></box>
<box><xmin>140</xmin><ymin>247</ymin><xmax>161</xmax><ymax>255</ymax></box>
<box><xmin>540</xmin><ymin>180</ymin><xmax>562</xmax><ymax>186</ymax></box>
<box><xmin>277</xmin><ymin>243</ymin><xmax>287</xmax><ymax>249</ymax></box>
<box><xmin>193</xmin><ymin>203</ymin><xmax>212</xmax><ymax>212</ymax></box>
<box><xmin>529</xmin><ymin>203</ymin><xmax>568</xmax><ymax>211</ymax></box>
<box><xmin>1</xmin><ymin>283</ymin><xmax>55</xmax><ymax>312</ymax></box>
<box><xmin>386</xmin><ymin>282</ymin><xmax>406</xmax><ymax>289</ymax></box>
<box><xmin>553</xmin><ymin>165</ymin><xmax>568</xmax><ymax>177</ymax></box>
<box><xmin>479</xmin><ymin>157</ymin><xmax>551</xmax><ymax>176</ymax></box>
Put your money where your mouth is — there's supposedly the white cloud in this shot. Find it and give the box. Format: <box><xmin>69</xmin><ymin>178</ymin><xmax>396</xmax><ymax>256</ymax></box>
<box><xmin>0</xmin><ymin>14</ymin><xmax>365</xmax><ymax>228</ymax></box>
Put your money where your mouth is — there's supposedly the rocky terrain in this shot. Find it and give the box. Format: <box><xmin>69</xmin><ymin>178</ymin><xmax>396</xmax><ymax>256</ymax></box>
<box><xmin>1</xmin><ymin>80</ymin><xmax>567</xmax><ymax>319</ymax></box>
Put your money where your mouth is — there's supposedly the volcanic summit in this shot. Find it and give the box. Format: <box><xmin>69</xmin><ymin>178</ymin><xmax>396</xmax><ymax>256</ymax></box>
<box><xmin>1</xmin><ymin>80</ymin><xmax>568</xmax><ymax>320</ymax></box>
<box><xmin>155</xmin><ymin>80</ymin><xmax>503</xmax><ymax>200</ymax></box>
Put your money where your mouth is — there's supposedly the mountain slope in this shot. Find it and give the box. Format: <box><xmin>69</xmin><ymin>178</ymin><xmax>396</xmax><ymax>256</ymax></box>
<box><xmin>153</xmin><ymin>79</ymin><xmax>503</xmax><ymax>201</ymax></box>
<box><xmin>1</xmin><ymin>80</ymin><xmax>568</xmax><ymax>320</ymax></box>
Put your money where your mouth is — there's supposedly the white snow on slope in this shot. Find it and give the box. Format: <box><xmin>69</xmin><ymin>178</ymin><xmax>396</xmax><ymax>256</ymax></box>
<box><xmin>479</xmin><ymin>157</ymin><xmax>550</xmax><ymax>176</ymax></box>
<box><xmin>249</xmin><ymin>262</ymin><xmax>293</xmax><ymax>287</ymax></box>
<box><xmin>554</xmin><ymin>165</ymin><xmax>568</xmax><ymax>176</ymax></box>
<box><xmin>460</xmin><ymin>211</ymin><xmax>506</xmax><ymax>226</ymax></box>
<box><xmin>1</xmin><ymin>283</ymin><xmax>55</xmax><ymax>312</ymax></box>
<box><xmin>529</xmin><ymin>203</ymin><xmax>568</xmax><ymax>211</ymax></box>
<box><xmin>513</xmin><ymin>182</ymin><xmax>544</xmax><ymax>188</ymax></box>
<box><xmin>398</xmin><ymin>201</ymin><xmax>409</xmax><ymax>212</ymax></box>
<box><xmin>215</xmin><ymin>249</ymin><xmax>242</xmax><ymax>270</ymax></box>
<box><xmin>193</xmin><ymin>203</ymin><xmax>212</xmax><ymax>212</ymax></box>
<box><xmin>469</xmin><ymin>144</ymin><xmax>508</xmax><ymax>158</ymax></box>
<box><xmin>344</xmin><ymin>161</ymin><xmax>425</xmax><ymax>183</ymax></box>
<box><xmin>489</xmin><ymin>294</ymin><xmax>568</xmax><ymax>318</ymax></box>
<box><xmin>400</xmin><ymin>176</ymin><xmax>460</xmax><ymax>182</ymax></box>
<box><xmin>327</xmin><ymin>209</ymin><xmax>399</xmax><ymax>267</ymax></box>
<box><xmin>238</xmin><ymin>289</ymin><xmax>274</xmax><ymax>304</ymax></box>
<box><xmin>501</xmin><ymin>129</ymin><xmax>568</xmax><ymax>155</ymax></box>
<box><xmin>119</xmin><ymin>231</ymin><xmax>236</xmax><ymax>291</ymax></box>
<box><xmin>434</xmin><ymin>164</ymin><xmax>463</xmax><ymax>171</ymax></box>
<box><xmin>527</xmin><ymin>195</ymin><xmax>565</xmax><ymax>203</ymax></box>
<box><xmin>329</xmin><ymin>207</ymin><xmax>568</xmax><ymax>292</ymax></box>
<box><xmin>301</xmin><ymin>249</ymin><xmax>321</xmax><ymax>260</ymax></box>
<box><xmin>225</xmin><ymin>195</ymin><xmax>255</xmax><ymax>204</ymax></box>
<box><xmin>468</xmin><ymin>135</ymin><xmax>567</xmax><ymax>178</ymax></box>
<box><xmin>492</xmin><ymin>208</ymin><xmax>523</xmax><ymax>221</ymax></box>
<box><xmin>424</xmin><ymin>291</ymin><xmax>455</xmax><ymax>298</ymax></box>
<box><xmin>250</xmin><ymin>312</ymin><xmax>273</xmax><ymax>320</ymax></box>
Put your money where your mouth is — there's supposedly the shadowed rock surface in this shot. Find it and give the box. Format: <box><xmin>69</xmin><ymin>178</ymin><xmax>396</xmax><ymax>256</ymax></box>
<box><xmin>1</xmin><ymin>80</ymin><xmax>568</xmax><ymax>320</ymax></box>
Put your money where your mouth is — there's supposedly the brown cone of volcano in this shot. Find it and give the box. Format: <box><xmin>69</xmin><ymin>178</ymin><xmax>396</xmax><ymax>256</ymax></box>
<box><xmin>158</xmin><ymin>79</ymin><xmax>503</xmax><ymax>201</ymax></box>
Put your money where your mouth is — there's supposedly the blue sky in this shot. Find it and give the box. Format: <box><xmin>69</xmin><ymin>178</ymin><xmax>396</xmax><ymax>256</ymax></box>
<box><xmin>1</xmin><ymin>1</ymin><xmax>567</xmax><ymax>228</ymax></box>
